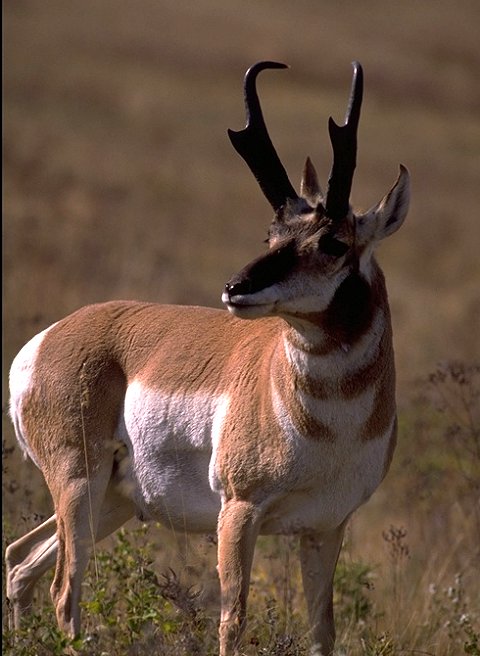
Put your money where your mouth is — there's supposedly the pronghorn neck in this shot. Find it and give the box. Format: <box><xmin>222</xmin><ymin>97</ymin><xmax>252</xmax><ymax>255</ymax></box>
<box><xmin>282</xmin><ymin>301</ymin><xmax>389</xmax><ymax>382</ymax></box>
<box><xmin>269</xmin><ymin>260</ymin><xmax>393</xmax><ymax>445</ymax></box>
<box><xmin>282</xmin><ymin>261</ymin><xmax>387</xmax><ymax>358</ymax></box>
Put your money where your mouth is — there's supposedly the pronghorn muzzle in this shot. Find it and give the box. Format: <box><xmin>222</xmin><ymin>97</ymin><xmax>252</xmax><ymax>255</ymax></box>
<box><xmin>223</xmin><ymin>241</ymin><xmax>297</xmax><ymax>309</ymax></box>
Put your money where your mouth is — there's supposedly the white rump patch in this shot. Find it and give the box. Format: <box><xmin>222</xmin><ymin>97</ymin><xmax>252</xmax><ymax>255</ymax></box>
<box><xmin>9</xmin><ymin>323</ymin><xmax>58</xmax><ymax>468</ymax></box>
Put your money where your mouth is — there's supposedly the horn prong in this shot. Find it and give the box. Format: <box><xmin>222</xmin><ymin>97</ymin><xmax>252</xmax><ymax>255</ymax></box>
<box><xmin>325</xmin><ymin>61</ymin><xmax>364</xmax><ymax>223</ymax></box>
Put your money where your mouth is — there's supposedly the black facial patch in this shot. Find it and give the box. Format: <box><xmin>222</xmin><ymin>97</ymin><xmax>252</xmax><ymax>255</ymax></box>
<box><xmin>225</xmin><ymin>241</ymin><xmax>298</xmax><ymax>297</ymax></box>
<box><xmin>318</xmin><ymin>234</ymin><xmax>349</xmax><ymax>257</ymax></box>
<box><xmin>323</xmin><ymin>272</ymin><xmax>374</xmax><ymax>344</ymax></box>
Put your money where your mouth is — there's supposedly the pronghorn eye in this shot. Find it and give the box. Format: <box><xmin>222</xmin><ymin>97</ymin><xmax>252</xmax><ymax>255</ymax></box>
<box><xmin>319</xmin><ymin>235</ymin><xmax>349</xmax><ymax>258</ymax></box>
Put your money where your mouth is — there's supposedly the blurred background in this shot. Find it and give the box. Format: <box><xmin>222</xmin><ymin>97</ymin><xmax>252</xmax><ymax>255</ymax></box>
<box><xmin>3</xmin><ymin>1</ymin><xmax>479</xmax><ymax>652</ymax></box>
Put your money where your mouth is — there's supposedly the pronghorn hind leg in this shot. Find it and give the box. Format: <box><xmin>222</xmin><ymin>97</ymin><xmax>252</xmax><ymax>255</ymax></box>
<box><xmin>6</xmin><ymin>514</ymin><xmax>58</xmax><ymax>628</ymax></box>
<box><xmin>6</xmin><ymin>477</ymin><xmax>136</xmax><ymax>632</ymax></box>
<box><xmin>47</xmin><ymin>451</ymin><xmax>119</xmax><ymax>638</ymax></box>
<box><xmin>299</xmin><ymin>521</ymin><xmax>347</xmax><ymax>656</ymax></box>
<box><xmin>217</xmin><ymin>499</ymin><xmax>261</xmax><ymax>656</ymax></box>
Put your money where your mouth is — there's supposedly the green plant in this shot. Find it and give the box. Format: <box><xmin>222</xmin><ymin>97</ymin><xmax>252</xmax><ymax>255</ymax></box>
<box><xmin>426</xmin><ymin>362</ymin><xmax>480</xmax><ymax>538</ymax></box>
<box><xmin>334</xmin><ymin>559</ymin><xmax>375</xmax><ymax>625</ymax></box>
<box><xmin>428</xmin><ymin>573</ymin><xmax>480</xmax><ymax>656</ymax></box>
<box><xmin>2</xmin><ymin>612</ymin><xmax>84</xmax><ymax>656</ymax></box>
<box><xmin>80</xmin><ymin>525</ymin><xmax>215</xmax><ymax>654</ymax></box>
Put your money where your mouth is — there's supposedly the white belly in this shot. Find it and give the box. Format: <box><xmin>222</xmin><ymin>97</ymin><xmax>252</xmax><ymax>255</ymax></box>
<box><xmin>117</xmin><ymin>380</ymin><xmax>225</xmax><ymax>532</ymax></box>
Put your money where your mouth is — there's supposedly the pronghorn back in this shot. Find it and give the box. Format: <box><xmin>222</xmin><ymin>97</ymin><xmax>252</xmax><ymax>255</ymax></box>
<box><xmin>7</xmin><ymin>61</ymin><xmax>409</xmax><ymax>656</ymax></box>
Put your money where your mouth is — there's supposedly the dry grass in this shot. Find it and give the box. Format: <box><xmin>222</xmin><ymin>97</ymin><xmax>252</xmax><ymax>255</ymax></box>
<box><xmin>3</xmin><ymin>1</ymin><xmax>479</xmax><ymax>654</ymax></box>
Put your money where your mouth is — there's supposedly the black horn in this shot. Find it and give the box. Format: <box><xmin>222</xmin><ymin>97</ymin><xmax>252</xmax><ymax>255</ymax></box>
<box><xmin>325</xmin><ymin>61</ymin><xmax>363</xmax><ymax>223</ymax></box>
<box><xmin>228</xmin><ymin>61</ymin><xmax>299</xmax><ymax>211</ymax></box>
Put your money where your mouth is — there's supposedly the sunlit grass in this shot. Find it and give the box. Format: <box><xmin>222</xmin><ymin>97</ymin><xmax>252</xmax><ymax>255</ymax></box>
<box><xmin>3</xmin><ymin>363</ymin><xmax>479</xmax><ymax>655</ymax></box>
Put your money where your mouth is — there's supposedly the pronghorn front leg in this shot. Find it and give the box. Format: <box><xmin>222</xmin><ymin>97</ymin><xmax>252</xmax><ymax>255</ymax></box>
<box><xmin>217</xmin><ymin>499</ymin><xmax>261</xmax><ymax>656</ymax></box>
<box><xmin>300</xmin><ymin>522</ymin><xmax>347</xmax><ymax>656</ymax></box>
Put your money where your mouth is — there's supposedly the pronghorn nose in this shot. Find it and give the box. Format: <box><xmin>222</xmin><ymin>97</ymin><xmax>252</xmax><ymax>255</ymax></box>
<box><xmin>225</xmin><ymin>279</ymin><xmax>252</xmax><ymax>298</ymax></box>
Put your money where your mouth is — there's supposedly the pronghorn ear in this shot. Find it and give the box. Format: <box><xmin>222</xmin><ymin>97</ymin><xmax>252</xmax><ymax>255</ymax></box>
<box><xmin>356</xmin><ymin>165</ymin><xmax>410</xmax><ymax>244</ymax></box>
<box><xmin>300</xmin><ymin>157</ymin><xmax>323</xmax><ymax>205</ymax></box>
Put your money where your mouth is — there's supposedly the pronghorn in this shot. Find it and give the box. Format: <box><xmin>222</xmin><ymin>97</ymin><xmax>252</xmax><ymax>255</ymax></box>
<box><xmin>6</xmin><ymin>60</ymin><xmax>409</xmax><ymax>655</ymax></box>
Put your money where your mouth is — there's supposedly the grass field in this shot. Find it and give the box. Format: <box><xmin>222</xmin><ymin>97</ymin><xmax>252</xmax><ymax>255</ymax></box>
<box><xmin>3</xmin><ymin>1</ymin><xmax>479</xmax><ymax>654</ymax></box>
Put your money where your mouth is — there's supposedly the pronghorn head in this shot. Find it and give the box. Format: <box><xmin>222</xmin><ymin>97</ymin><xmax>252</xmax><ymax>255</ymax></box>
<box><xmin>223</xmin><ymin>61</ymin><xmax>410</xmax><ymax>321</ymax></box>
